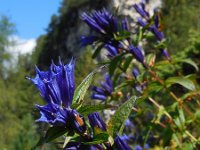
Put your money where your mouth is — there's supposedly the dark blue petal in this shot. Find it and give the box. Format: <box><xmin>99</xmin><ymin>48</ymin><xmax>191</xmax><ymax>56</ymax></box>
<box><xmin>36</xmin><ymin>103</ymin><xmax>68</xmax><ymax>126</ymax></box>
<box><xmin>69</xmin><ymin>109</ymin><xmax>86</xmax><ymax>134</ymax></box>
<box><xmin>81</xmin><ymin>12</ymin><xmax>105</xmax><ymax>34</ymax></box>
<box><xmin>80</xmin><ymin>36</ymin><xmax>98</xmax><ymax>46</ymax></box>
<box><xmin>93</xmin><ymin>11</ymin><xmax>109</xmax><ymax>27</ymax></box>
<box><xmin>162</xmin><ymin>49</ymin><xmax>170</xmax><ymax>60</ymax></box>
<box><xmin>92</xmin><ymin>86</ymin><xmax>105</xmax><ymax>95</ymax></box>
<box><xmin>88</xmin><ymin>112</ymin><xmax>106</xmax><ymax>131</ymax></box>
<box><xmin>81</xmin><ymin>9</ymin><xmax>118</xmax><ymax>35</ymax></box>
<box><xmin>144</xmin><ymin>143</ymin><xmax>150</xmax><ymax>149</ymax></box>
<box><xmin>54</xmin><ymin>59</ymin><xmax>75</xmax><ymax>107</ymax></box>
<box><xmin>114</xmin><ymin>135</ymin><xmax>131</xmax><ymax>150</ymax></box>
<box><xmin>129</xmin><ymin>45</ymin><xmax>144</xmax><ymax>64</ymax></box>
<box><xmin>105</xmin><ymin>44</ymin><xmax>119</xmax><ymax>57</ymax></box>
<box><xmin>101</xmin><ymin>81</ymin><xmax>112</xmax><ymax>94</ymax></box>
<box><xmin>137</xmin><ymin>18</ymin><xmax>147</xmax><ymax>27</ymax></box>
<box><xmin>135</xmin><ymin>145</ymin><xmax>143</xmax><ymax>150</ymax></box>
<box><xmin>91</xmin><ymin>93</ymin><xmax>107</xmax><ymax>101</ymax></box>
<box><xmin>105</xmin><ymin>74</ymin><xmax>113</xmax><ymax>88</ymax></box>
<box><xmin>132</xmin><ymin>68</ymin><xmax>140</xmax><ymax>79</ymax></box>
<box><xmin>122</xmin><ymin>18</ymin><xmax>129</xmax><ymax>31</ymax></box>
<box><xmin>133</xmin><ymin>4</ymin><xmax>149</xmax><ymax>19</ymax></box>
<box><xmin>125</xmin><ymin>119</ymin><xmax>134</xmax><ymax>128</ymax></box>
<box><xmin>154</xmin><ymin>15</ymin><xmax>159</xmax><ymax>28</ymax></box>
<box><xmin>112</xmin><ymin>16</ymin><xmax>118</xmax><ymax>33</ymax></box>
<box><xmin>150</xmin><ymin>25</ymin><xmax>164</xmax><ymax>41</ymax></box>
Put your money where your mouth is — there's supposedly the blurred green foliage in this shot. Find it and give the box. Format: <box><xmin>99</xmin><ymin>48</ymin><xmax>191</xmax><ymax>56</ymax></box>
<box><xmin>162</xmin><ymin>0</ymin><xmax>200</xmax><ymax>54</ymax></box>
<box><xmin>0</xmin><ymin>15</ymin><xmax>15</xmax><ymax>77</ymax></box>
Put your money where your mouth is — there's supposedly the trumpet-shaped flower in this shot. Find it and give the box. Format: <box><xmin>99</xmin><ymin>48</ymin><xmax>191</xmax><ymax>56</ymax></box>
<box><xmin>129</xmin><ymin>45</ymin><xmax>144</xmax><ymax>64</ymax></box>
<box><xmin>132</xmin><ymin>68</ymin><xmax>140</xmax><ymax>79</ymax></box>
<box><xmin>114</xmin><ymin>135</ymin><xmax>131</xmax><ymax>150</ymax></box>
<box><xmin>88</xmin><ymin>112</ymin><xmax>106</xmax><ymax>131</ymax></box>
<box><xmin>105</xmin><ymin>44</ymin><xmax>119</xmax><ymax>58</ymax></box>
<box><xmin>28</xmin><ymin>59</ymin><xmax>86</xmax><ymax>134</ymax></box>
<box><xmin>81</xmin><ymin>9</ymin><xmax>119</xmax><ymax>46</ymax></box>
<box><xmin>91</xmin><ymin>74</ymin><xmax>113</xmax><ymax>101</ymax></box>
<box><xmin>133</xmin><ymin>3</ymin><xmax>149</xmax><ymax>19</ymax></box>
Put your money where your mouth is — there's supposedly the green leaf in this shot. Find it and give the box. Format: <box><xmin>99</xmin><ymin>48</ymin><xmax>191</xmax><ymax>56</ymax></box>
<box><xmin>109</xmin><ymin>53</ymin><xmax>125</xmax><ymax>77</ymax></box>
<box><xmin>115</xmin><ymin>31</ymin><xmax>131</xmax><ymax>41</ymax></box>
<box><xmin>107</xmin><ymin>96</ymin><xmax>138</xmax><ymax>136</ymax></box>
<box><xmin>92</xmin><ymin>44</ymin><xmax>104</xmax><ymax>58</ymax></box>
<box><xmin>122</xmin><ymin>55</ymin><xmax>133</xmax><ymax>72</ymax></box>
<box><xmin>145</xmin><ymin>53</ymin><xmax>156</xmax><ymax>67</ymax></box>
<box><xmin>135</xmin><ymin>96</ymin><xmax>147</xmax><ymax>105</ymax></box>
<box><xmin>45</xmin><ymin>126</ymin><xmax>68</xmax><ymax>143</ymax></box>
<box><xmin>78</xmin><ymin>104</ymin><xmax>116</xmax><ymax>116</ymax></box>
<box><xmin>179</xmin><ymin>108</ymin><xmax>185</xmax><ymax>125</ymax></box>
<box><xmin>165</xmin><ymin>77</ymin><xmax>196</xmax><ymax>91</ymax></box>
<box><xmin>144</xmin><ymin>81</ymin><xmax>163</xmax><ymax>96</ymax></box>
<box><xmin>72</xmin><ymin>71</ymin><xmax>96</xmax><ymax>105</ymax></box>
<box><xmin>115</xmin><ymin>80</ymin><xmax>134</xmax><ymax>90</ymax></box>
<box><xmin>32</xmin><ymin>126</ymin><xmax>68</xmax><ymax>149</ymax></box>
<box><xmin>172</xmin><ymin>133</ymin><xmax>181</xmax><ymax>148</ymax></box>
<box><xmin>63</xmin><ymin>136</ymin><xmax>72</xmax><ymax>148</ymax></box>
<box><xmin>174</xmin><ymin>58</ymin><xmax>199</xmax><ymax>71</ymax></box>
<box><xmin>83</xmin><ymin>132</ymin><xmax>109</xmax><ymax>145</ymax></box>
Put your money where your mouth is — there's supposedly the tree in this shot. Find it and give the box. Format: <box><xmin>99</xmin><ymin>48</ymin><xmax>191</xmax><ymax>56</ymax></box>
<box><xmin>0</xmin><ymin>15</ymin><xmax>15</xmax><ymax>77</ymax></box>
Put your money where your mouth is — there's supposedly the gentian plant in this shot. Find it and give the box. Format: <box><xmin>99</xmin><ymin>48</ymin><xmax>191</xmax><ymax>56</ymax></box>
<box><xmin>30</xmin><ymin>1</ymin><xmax>200</xmax><ymax>149</ymax></box>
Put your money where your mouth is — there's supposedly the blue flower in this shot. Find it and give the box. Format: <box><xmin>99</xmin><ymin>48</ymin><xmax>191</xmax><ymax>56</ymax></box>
<box><xmin>105</xmin><ymin>44</ymin><xmax>120</xmax><ymax>58</ymax></box>
<box><xmin>132</xmin><ymin>68</ymin><xmax>140</xmax><ymax>79</ymax></box>
<box><xmin>80</xmin><ymin>36</ymin><xmax>99</xmax><ymax>47</ymax></box>
<box><xmin>137</xmin><ymin>18</ymin><xmax>147</xmax><ymax>27</ymax></box>
<box><xmin>149</xmin><ymin>25</ymin><xmax>164</xmax><ymax>41</ymax></box>
<box><xmin>133</xmin><ymin>2</ymin><xmax>165</xmax><ymax>42</ymax></box>
<box><xmin>122</xmin><ymin>18</ymin><xmax>129</xmax><ymax>31</ymax></box>
<box><xmin>88</xmin><ymin>112</ymin><xmax>106</xmax><ymax>131</ymax></box>
<box><xmin>28</xmin><ymin>59</ymin><xmax>86</xmax><ymax>134</ymax></box>
<box><xmin>144</xmin><ymin>143</ymin><xmax>150</xmax><ymax>149</ymax></box>
<box><xmin>81</xmin><ymin>9</ymin><xmax>119</xmax><ymax>46</ymax></box>
<box><xmin>91</xmin><ymin>74</ymin><xmax>113</xmax><ymax>101</ymax></box>
<box><xmin>64</xmin><ymin>142</ymin><xmax>98</xmax><ymax>150</ymax></box>
<box><xmin>114</xmin><ymin>135</ymin><xmax>131</xmax><ymax>150</ymax></box>
<box><xmin>161</xmin><ymin>49</ymin><xmax>170</xmax><ymax>60</ymax></box>
<box><xmin>129</xmin><ymin>45</ymin><xmax>144</xmax><ymax>64</ymax></box>
<box><xmin>135</xmin><ymin>145</ymin><xmax>143</xmax><ymax>150</ymax></box>
<box><xmin>133</xmin><ymin>3</ymin><xmax>150</xmax><ymax>19</ymax></box>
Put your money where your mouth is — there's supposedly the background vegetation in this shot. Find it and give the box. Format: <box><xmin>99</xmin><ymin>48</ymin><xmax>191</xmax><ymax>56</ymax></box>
<box><xmin>0</xmin><ymin>0</ymin><xmax>199</xmax><ymax>149</ymax></box>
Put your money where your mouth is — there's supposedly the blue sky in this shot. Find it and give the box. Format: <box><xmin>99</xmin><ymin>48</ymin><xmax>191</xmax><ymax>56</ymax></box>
<box><xmin>0</xmin><ymin>0</ymin><xmax>62</xmax><ymax>39</ymax></box>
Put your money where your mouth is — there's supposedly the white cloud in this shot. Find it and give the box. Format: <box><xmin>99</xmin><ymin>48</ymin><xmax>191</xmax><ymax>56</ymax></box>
<box><xmin>8</xmin><ymin>35</ymin><xmax>36</xmax><ymax>56</ymax></box>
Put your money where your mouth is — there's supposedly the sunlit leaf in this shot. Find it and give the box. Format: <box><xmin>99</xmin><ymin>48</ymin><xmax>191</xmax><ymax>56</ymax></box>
<box><xmin>165</xmin><ymin>77</ymin><xmax>196</xmax><ymax>91</ymax></box>
<box><xmin>174</xmin><ymin>58</ymin><xmax>199</xmax><ymax>71</ymax></box>
<box><xmin>107</xmin><ymin>96</ymin><xmax>138</xmax><ymax>136</ymax></box>
<box><xmin>63</xmin><ymin>136</ymin><xmax>72</xmax><ymax>148</ymax></box>
<box><xmin>72</xmin><ymin>71</ymin><xmax>96</xmax><ymax>105</ymax></box>
<box><xmin>77</xmin><ymin>104</ymin><xmax>116</xmax><ymax>116</ymax></box>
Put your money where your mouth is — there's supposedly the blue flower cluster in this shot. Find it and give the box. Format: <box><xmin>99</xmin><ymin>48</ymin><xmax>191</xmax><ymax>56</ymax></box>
<box><xmin>81</xmin><ymin>9</ymin><xmax>120</xmax><ymax>48</ymax></box>
<box><xmin>132</xmin><ymin>68</ymin><xmax>147</xmax><ymax>93</ymax></box>
<box><xmin>133</xmin><ymin>2</ymin><xmax>170</xmax><ymax>60</ymax></box>
<box><xmin>29</xmin><ymin>59</ymin><xmax>131</xmax><ymax>149</ymax></box>
<box><xmin>81</xmin><ymin>9</ymin><xmax>145</xmax><ymax>64</ymax></box>
<box><xmin>89</xmin><ymin>112</ymin><xmax>131</xmax><ymax>150</ymax></box>
<box><xmin>91</xmin><ymin>74</ymin><xmax>113</xmax><ymax>101</ymax></box>
<box><xmin>28</xmin><ymin>59</ymin><xmax>87</xmax><ymax>134</ymax></box>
